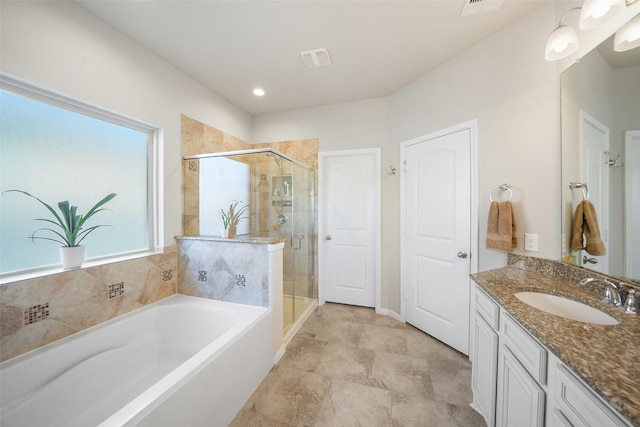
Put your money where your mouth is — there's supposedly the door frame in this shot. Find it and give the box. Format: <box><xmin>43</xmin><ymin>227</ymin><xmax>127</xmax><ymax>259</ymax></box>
<box><xmin>400</xmin><ymin>119</ymin><xmax>478</xmax><ymax>323</ymax></box>
<box><xmin>318</xmin><ymin>148</ymin><xmax>381</xmax><ymax>310</ymax></box>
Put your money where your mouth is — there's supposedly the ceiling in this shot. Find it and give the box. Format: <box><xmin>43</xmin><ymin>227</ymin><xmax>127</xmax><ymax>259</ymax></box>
<box><xmin>77</xmin><ymin>0</ymin><xmax>548</xmax><ymax>116</ymax></box>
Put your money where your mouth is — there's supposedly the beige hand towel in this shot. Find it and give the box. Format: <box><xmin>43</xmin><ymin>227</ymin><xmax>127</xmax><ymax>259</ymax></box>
<box><xmin>570</xmin><ymin>200</ymin><xmax>606</xmax><ymax>256</ymax></box>
<box><xmin>486</xmin><ymin>201</ymin><xmax>518</xmax><ymax>252</ymax></box>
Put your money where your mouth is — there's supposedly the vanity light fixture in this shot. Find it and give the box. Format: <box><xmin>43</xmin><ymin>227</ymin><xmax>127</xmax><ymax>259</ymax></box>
<box><xmin>545</xmin><ymin>7</ymin><xmax>581</xmax><ymax>61</ymax></box>
<box><xmin>614</xmin><ymin>12</ymin><xmax>640</xmax><ymax>51</ymax></box>
<box><xmin>579</xmin><ymin>0</ymin><xmax>626</xmax><ymax>29</ymax></box>
<box><xmin>253</xmin><ymin>88</ymin><xmax>265</xmax><ymax>97</ymax></box>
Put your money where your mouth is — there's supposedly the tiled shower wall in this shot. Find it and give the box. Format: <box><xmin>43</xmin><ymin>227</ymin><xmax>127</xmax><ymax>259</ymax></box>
<box><xmin>0</xmin><ymin>248</ymin><xmax>177</xmax><ymax>362</ymax></box>
<box><xmin>180</xmin><ymin>115</ymin><xmax>319</xmax><ymax>299</ymax></box>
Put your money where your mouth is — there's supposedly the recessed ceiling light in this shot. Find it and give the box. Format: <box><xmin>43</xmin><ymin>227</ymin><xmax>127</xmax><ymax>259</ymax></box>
<box><xmin>253</xmin><ymin>88</ymin><xmax>265</xmax><ymax>97</ymax></box>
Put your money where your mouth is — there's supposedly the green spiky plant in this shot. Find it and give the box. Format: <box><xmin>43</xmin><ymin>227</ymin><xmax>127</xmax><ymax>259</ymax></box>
<box><xmin>2</xmin><ymin>190</ymin><xmax>116</xmax><ymax>247</ymax></box>
<box><xmin>219</xmin><ymin>200</ymin><xmax>249</xmax><ymax>232</ymax></box>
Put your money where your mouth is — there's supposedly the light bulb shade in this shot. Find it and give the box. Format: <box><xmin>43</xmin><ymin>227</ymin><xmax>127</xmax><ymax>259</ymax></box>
<box><xmin>579</xmin><ymin>0</ymin><xmax>626</xmax><ymax>30</ymax></box>
<box><xmin>545</xmin><ymin>25</ymin><xmax>579</xmax><ymax>61</ymax></box>
<box><xmin>614</xmin><ymin>14</ymin><xmax>640</xmax><ymax>52</ymax></box>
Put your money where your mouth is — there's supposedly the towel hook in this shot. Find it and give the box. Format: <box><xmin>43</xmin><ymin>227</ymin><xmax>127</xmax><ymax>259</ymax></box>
<box><xmin>569</xmin><ymin>182</ymin><xmax>589</xmax><ymax>200</ymax></box>
<box><xmin>489</xmin><ymin>184</ymin><xmax>513</xmax><ymax>202</ymax></box>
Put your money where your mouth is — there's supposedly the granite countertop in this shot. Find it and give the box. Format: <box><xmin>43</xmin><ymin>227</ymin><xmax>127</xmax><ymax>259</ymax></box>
<box><xmin>175</xmin><ymin>235</ymin><xmax>288</xmax><ymax>245</ymax></box>
<box><xmin>471</xmin><ymin>266</ymin><xmax>640</xmax><ymax>426</ymax></box>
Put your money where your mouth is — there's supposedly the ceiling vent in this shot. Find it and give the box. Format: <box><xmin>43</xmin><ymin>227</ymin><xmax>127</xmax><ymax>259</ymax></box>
<box><xmin>300</xmin><ymin>48</ymin><xmax>332</xmax><ymax>69</ymax></box>
<box><xmin>460</xmin><ymin>0</ymin><xmax>505</xmax><ymax>17</ymax></box>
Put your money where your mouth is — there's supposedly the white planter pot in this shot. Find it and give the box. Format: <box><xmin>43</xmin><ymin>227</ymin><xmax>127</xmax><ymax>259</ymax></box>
<box><xmin>60</xmin><ymin>245</ymin><xmax>85</xmax><ymax>269</ymax></box>
<box><xmin>221</xmin><ymin>228</ymin><xmax>230</xmax><ymax>238</ymax></box>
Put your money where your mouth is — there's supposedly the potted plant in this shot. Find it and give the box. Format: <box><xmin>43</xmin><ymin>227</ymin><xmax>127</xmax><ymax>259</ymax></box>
<box><xmin>219</xmin><ymin>201</ymin><xmax>248</xmax><ymax>238</ymax></box>
<box><xmin>2</xmin><ymin>190</ymin><xmax>117</xmax><ymax>269</ymax></box>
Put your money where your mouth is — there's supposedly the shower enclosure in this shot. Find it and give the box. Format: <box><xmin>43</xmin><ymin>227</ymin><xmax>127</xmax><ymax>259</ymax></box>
<box><xmin>183</xmin><ymin>148</ymin><xmax>315</xmax><ymax>333</ymax></box>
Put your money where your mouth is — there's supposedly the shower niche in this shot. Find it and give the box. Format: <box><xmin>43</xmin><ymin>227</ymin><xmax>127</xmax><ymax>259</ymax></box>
<box><xmin>182</xmin><ymin>148</ymin><xmax>316</xmax><ymax>335</ymax></box>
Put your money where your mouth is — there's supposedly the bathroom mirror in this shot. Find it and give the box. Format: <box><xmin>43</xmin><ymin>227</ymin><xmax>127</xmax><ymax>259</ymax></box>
<box><xmin>561</xmin><ymin>20</ymin><xmax>640</xmax><ymax>284</ymax></box>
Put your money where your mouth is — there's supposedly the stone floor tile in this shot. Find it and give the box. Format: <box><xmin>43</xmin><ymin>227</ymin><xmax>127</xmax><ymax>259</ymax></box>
<box><xmin>391</xmin><ymin>392</ymin><xmax>485</xmax><ymax>427</ymax></box>
<box><xmin>314</xmin><ymin>341</ymin><xmax>383</xmax><ymax>388</ymax></box>
<box><xmin>278</xmin><ymin>335</ymin><xmax>327</xmax><ymax>372</ymax></box>
<box><xmin>253</xmin><ymin>366</ymin><xmax>331</xmax><ymax>427</ymax></box>
<box><xmin>372</xmin><ymin>351</ymin><xmax>435</xmax><ymax>398</ymax></box>
<box><xmin>359</xmin><ymin>324</ymin><xmax>408</xmax><ymax>356</ymax></box>
<box><xmin>231</xmin><ymin>303</ymin><xmax>485</xmax><ymax>427</ymax></box>
<box><xmin>314</xmin><ymin>380</ymin><xmax>393</xmax><ymax>427</ymax></box>
<box><xmin>298</xmin><ymin>317</ymin><xmax>365</xmax><ymax>345</ymax></box>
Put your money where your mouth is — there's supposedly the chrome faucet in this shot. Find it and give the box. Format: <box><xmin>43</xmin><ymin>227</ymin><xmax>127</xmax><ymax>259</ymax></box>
<box><xmin>578</xmin><ymin>277</ymin><xmax>622</xmax><ymax>307</ymax></box>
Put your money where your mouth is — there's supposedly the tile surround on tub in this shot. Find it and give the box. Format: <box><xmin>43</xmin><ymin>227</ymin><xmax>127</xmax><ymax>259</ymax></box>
<box><xmin>0</xmin><ymin>246</ymin><xmax>178</xmax><ymax>362</ymax></box>
<box><xmin>177</xmin><ymin>238</ymin><xmax>273</xmax><ymax>307</ymax></box>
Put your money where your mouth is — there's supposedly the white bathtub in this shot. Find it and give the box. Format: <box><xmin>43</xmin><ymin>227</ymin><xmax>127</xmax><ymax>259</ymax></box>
<box><xmin>0</xmin><ymin>295</ymin><xmax>273</xmax><ymax>427</ymax></box>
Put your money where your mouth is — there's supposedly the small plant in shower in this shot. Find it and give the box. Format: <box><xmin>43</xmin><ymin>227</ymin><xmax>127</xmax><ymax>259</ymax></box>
<box><xmin>2</xmin><ymin>190</ymin><xmax>117</xmax><ymax>269</ymax></box>
<box><xmin>219</xmin><ymin>200</ymin><xmax>249</xmax><ymax>238</ymax></box>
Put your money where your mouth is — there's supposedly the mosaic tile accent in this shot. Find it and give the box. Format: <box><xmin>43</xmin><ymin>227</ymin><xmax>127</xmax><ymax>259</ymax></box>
<box><xmin>188</xmin><ymin>160</ymin><xmax>198</xmax><ymax>171</ymax></box>
<box><xmin>162</xmin><ymin>269</ymin><xmax>173</xmax><ymax>282</ymax></box>
<box><xmin>198</xmin><ymin>271</ymin><xmax>207</xmax><ymax>281</ymax></box>
<box><xmin>108</xmin><ymin>282</ymin><xmax>125</xmax><ymax>299</ymax></box>
<box><xmin>23</xmin><ymin>303</ymin><xmax>49</xmax><ymax>325</ymax></box>
<box><xmin>236</xmin><ymin>274</ymin><xmax>246</xmax><ymax>287</ymax></box>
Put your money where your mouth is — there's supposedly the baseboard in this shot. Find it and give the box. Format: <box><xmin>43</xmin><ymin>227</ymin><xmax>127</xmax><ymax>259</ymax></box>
<box><xmin>375</xmin><ymin>307</ymin><xmax>402</xmax><ymax>322</ymax></box>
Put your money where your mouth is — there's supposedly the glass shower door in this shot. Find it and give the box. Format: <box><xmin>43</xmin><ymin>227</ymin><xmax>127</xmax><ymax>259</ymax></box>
<box><xmin>289</xmin><ymin>162</ymin><xmax>314</xmax><ymax>331</ymax></box>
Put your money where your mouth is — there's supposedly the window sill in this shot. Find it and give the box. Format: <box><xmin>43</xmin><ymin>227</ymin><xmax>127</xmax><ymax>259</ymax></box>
<box><xmin>0</xmin><ymin>249</ymin><xmax>163</xmax><ymax>286</ymax></box>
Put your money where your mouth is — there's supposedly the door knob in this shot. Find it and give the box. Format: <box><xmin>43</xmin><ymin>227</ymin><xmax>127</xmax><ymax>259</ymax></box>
<box><xmin>325</xmin><ymin>235</ymin><xmax>332</xmax><ymax>240</ymax></box>
<box><xmin>457</xmin><ymin>251</ymin><xmax>468</xmax><ymax>259</ymax></box>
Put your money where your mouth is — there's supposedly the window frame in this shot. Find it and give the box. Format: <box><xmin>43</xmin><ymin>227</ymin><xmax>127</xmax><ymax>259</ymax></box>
<box><xmin>0</xmin><ymin>73</ymin><xmax>163</xmax><ymax>284</ymax></box>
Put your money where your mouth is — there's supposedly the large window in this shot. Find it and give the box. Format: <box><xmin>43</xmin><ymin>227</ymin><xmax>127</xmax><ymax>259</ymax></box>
<box><xmin>0</xmin><ymin>75</ymin><xmax>161</xmax><ymax>279</ymax></box>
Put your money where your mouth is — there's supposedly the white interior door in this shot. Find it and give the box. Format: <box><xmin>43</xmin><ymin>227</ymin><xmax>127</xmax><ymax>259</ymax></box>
<box><xmin>320</xmin><ymin>149</ymin><xmax>380</xmax><ymax>308</ymax></box>
<box><xmin>580</xmin><ymin>111</ymin><xmax>609</xmax><ymax>272</ymax></box>
<box><xmin>625</xmin><ymin>130</ymin><xmax>640</xmax><ymax>279</ymax></box>
<box><xmin>402</xmin><ymin>121</ymin><xmax>475</xmax><ymax>355</ymax></box>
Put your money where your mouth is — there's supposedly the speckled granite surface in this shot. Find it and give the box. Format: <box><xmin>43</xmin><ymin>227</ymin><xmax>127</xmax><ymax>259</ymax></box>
<box><xmin>471</xmin><ymin>259</ymin><xmax>640</xmax><ymax>427</ymax></box>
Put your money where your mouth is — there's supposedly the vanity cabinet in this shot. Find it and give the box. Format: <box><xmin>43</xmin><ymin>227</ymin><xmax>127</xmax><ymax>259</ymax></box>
<box><xmin>471</xmin><ymin>287</ymin><xmax>499</xmax><ymax>426</ymax></box>
<box><xmin>552</xmin><ymin>364</ymin><xmax>630</xmax><ymax>427</ymax></box>
<box><xmin>470</xmin><ymin>284</ymin><xmax>632</xmax><ymax>427</ymax></box>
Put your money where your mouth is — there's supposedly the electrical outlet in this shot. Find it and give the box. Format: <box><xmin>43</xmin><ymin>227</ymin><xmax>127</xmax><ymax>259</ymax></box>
<box><xmin>525</xmin><ymin>233</ymin><xmax>539</xmax><ymax>252</ymax></box>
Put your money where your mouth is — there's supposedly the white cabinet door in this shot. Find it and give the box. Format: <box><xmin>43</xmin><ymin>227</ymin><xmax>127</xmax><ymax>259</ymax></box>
<box><xmin>471</xmin><ymin>314</ymin><xmax>499</xmax><ymax>427</ymax></box>
<box><xmin>496</xmin><ymin>346</ymin><xmax>545</xmax><ymax>427</ymax></box>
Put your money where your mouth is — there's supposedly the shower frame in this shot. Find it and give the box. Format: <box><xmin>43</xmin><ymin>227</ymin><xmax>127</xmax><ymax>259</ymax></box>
<box><xmin>183</xmin><ymin>148</ymin><xmax>316</xmax><ymax>334</ymax></box>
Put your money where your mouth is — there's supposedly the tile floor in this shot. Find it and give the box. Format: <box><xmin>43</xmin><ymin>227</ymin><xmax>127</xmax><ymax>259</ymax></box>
<box><xmin>230</xmin><ymin>303</ymin><xmax>486</xmax><ymax>426</ymax></box>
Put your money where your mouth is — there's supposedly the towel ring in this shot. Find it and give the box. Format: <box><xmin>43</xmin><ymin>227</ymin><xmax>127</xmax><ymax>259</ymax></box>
<box><xmin>489</xmin><ymin>184</ymin><xmax>513</xmax><ymax>202</ymax></box>
<box><xmin>569</xmin><ymin>182</ymin><xmax>589</xmax><ymax>200</ymax></box>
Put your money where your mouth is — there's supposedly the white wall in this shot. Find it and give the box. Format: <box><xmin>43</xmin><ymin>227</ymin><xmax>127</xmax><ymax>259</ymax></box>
<box><xmin>252</xmin><ymin>98</ymin><xmax>398</xmax><ymax>309</ymax></box>
<box><xmin>0</xmin><ymin>1</ymin><xmax>252</xmax><ymax>246</ymax></box>
<box><xmin>252</xmin><ymin>5</ymin><xmax>561</xmax><ymax>313</ymax></box>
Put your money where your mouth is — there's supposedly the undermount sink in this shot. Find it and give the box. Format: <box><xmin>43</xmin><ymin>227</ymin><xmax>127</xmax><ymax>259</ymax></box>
<box><xmin>514</xmin><ymin>292</ymin><xmax>619</xmax><ymax>325</ymax></box>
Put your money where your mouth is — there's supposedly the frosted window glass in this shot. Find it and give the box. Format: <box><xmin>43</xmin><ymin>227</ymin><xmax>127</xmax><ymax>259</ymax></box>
<box><xmin>0</xmin><ymin>88</ymin><xmax>151</xmax><ymax>275</ymax></box>
<box><xmin>199</xmin><ymin>157</ymin><xmax>250</xmax><ymax>236</ymax></box>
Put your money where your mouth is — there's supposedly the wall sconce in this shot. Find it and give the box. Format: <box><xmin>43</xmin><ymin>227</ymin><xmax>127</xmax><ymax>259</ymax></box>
<box><xmin>579</xmin><ymin>0</ymin><xmax>626</xmax><ymax>29</ymax></box>
<box><xmin>545</xmin><ymin>7</ymin><xmax>581</xmax><ymax>60</ymax></box>
<box><xmin>545</xmin><ymin>0</ymin><xmax>638</xmax><ymax>61</ymax></box>
<box><xmin>614</xmin><ymin>12</ymin><xmax>640</xmax><ymax>51</ymax></box>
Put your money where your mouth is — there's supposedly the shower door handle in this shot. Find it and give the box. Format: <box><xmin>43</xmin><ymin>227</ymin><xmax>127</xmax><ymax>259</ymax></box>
<box><xmin>292</xmin><ymin>234</ymin><xmax>303</xmax><ymax>250</ymax></box>
<box><xmin>325</xmin><ymin>235</ymin><xmax>332</xmax><ymax>240</ymax></box>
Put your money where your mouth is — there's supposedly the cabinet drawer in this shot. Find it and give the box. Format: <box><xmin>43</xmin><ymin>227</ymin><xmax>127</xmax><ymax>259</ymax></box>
<box><xmin>474</xmin><ymin>286</ymin><xmax>500</xmax><ymax>330</ymax></box>
<box><xmin>555</xmin><ymin>364</ymin><xmax>630</xmax><ymax>427</ymax></box>
<box><xmin>500</xmin><ymin>312</ymin><xmax>547</xmax><ymax>385</ymax></box>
